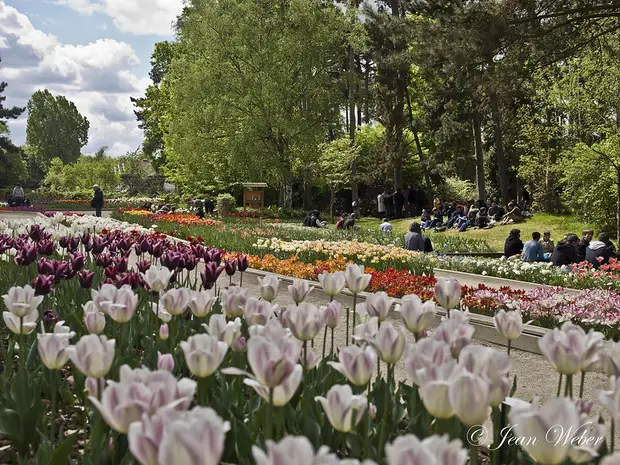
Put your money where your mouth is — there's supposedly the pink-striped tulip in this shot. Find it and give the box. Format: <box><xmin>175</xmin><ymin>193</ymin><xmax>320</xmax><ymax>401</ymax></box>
<box><xmin>328</xmin><ymin>345</ymin><xmax>376</xmax><ymax>386</ymax></box>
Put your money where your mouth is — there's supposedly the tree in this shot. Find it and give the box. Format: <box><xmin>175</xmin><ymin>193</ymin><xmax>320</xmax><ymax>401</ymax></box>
<box><xmin>43</xmin><ymin>155</ymin><xmax>120</xmax><ymax>194</ymax></box>
<box><xmin>166</xmin><ymin>0</ymin><xmax>346</xmax><ymax>207</ymax></box>
<box><xmin>0</xmin><ymin>58</ymin><xmax>25</xmax><ymax>154</ymax></box>
<box><xmin>0</xmin><ymin>57</ymin><xmax>27</xmax><ymax>187</ymax></box>
<box><xmin>318</xmin><ymin>138</ymin><xmax>358</xmax><ymax>219</ymax></box>
<box><xmin>131</xmin><ymin>41</ymin><xmax>176</xmax><ymax>171</ymax></box>
<box><xmin>26</xmin><ymin>89</ymin><xmax>90</xmax><ymax>167</ymax></box>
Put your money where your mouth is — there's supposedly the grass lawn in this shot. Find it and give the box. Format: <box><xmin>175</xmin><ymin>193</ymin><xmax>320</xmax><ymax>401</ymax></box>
<box><xmin>358</xmin><ymin>213</ymin><xmax>593</xmax><ymax>252</ymax></box>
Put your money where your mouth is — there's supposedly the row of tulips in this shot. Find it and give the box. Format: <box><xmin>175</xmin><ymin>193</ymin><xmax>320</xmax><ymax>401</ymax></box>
<box><xmin>2</xmin><ymin>220</ymin><xmax>620</xmax><ymax>464</ymax></box>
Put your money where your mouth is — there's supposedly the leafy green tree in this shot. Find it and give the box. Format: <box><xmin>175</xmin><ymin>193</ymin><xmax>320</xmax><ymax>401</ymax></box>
<box><xmin>43</xmin><ymin>155</ymin><xmax>120</xmax><ymax>194</ymax></box>
<box><xmin>166</xmin><ymin>0</ymin><xmax>346</xmax><ymax>208</ymax></box>
<box><xmin>131</xmin><ymin>41</ymin><xmax>176</xmax><ymax>171</ymax></box>
<box><xmin>0</xmin><ymin>57</ymin><xmax>27</xmax><ymax>187</ymax></box>
<box><xmin>26</xmin><ymin>89</ymin><xmax>90</xmax><ymax>166</ymax></box>
<box><xmin>318</xmin><ymin>138</ymin><xmax>358</xmax><ymax>218</ymax></box>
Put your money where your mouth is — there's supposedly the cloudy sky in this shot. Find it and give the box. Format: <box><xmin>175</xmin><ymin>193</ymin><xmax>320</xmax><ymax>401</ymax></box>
<box><xmin>0</xmin><ymin>0</ymin><xmax>184</xmax><ymax>156</ymax></box>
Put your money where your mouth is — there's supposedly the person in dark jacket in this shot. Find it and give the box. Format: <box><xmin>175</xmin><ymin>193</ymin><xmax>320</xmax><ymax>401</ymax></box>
<box><xmin>551</xmin><ymin>234</ymin><xmax>582</xmax><ymax>267</ymax></box>
<box><xmin>394</xmin><ymin>188</ymin><xmax>405</xmax><ymax>219</ymax></box>
<box><xmin>407</xmin><ymin>185</ymin><xmax>417</xmax><ymax>217</ymax></box>
<box><xmin>577</xmin><ymin>229</ymin><xmax>594</xmax><ymax>259</ymax></box>
<box><xmin>343</xmin><ymin>213</ymin><xmax>356</xmax><ymax>230</ymax></box>
<box><xmin>404</xmin><ymin>222</ymin><xmax>428</xmax><ymax>252</ymax></box>
<box><xmin>504</xmin><ymin>229</ymin><xmax>523</xmax><ymax>257</ymax></box>
<box><xmin>91</xmin><ymin>184</ymin><xmax>104</xmax><ymax>217</ymax></box>
<box><xmin>585</xmin><ymin>232</ymin><xmax>617</xmax><ymax>268</ymax></box>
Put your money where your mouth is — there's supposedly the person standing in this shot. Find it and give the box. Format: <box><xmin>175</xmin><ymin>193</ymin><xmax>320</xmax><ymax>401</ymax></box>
<box><xmin>407</xmin><ymin>185</ymin><xmax>417</xmax><ymax>217</ymax></box>
<box><xmin>384</xmin><ymin>189</ymin><xmax>395</xmax><ymax>219</ymax></box>
<box><xmin>12</xmin><ymin>184</ymin><xmax>24</xmax><ymax>207</ymax></box>
<box><xmin>377</xmin><ymin>191</ymin><xmax>386</xmax><ymax>218</ymax></box>
<box><xmin>394</xmin><ymin>188</ymin><xmax>405</xmax><ymax>219</ymax></box>
<box><xmin>91</xmin><ymin>184</ymin><xmax>104</xmax><ymax>217</ymax></box>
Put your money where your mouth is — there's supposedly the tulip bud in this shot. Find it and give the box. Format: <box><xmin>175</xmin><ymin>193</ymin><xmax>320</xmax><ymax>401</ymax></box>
<box><xmin>224</xmin><ymin>258</ymin><xmax>237</xmax><ymax>276</ymax></box>
<box><xmin>258</xmin><ymin>275</ymin><xmax>280</xmax><ymax>302</ymax></box>
<box><xmin>287</xmin><ymin>279</ymin><xmax>312</xmax><ymax>304</ymax></box>
<box><xmin>344</xmin><ymin>264</ymin><xmax>371</xmax><ymax>294</ymax></box>
<box><xmin>449</xmin><ymin>372</ymin><xmax>490</xmax><ymax>426</ymax></box>
<box><xmin>37</xmin><ymin>321</ymin><xmax>75</xmax><ymax>370</ymax></box>
<box><xmin>286</xmin><ymin>302</ymin><xmax>325</xmax><ymax>341</ymax></box>
<box><xmin>32</xmin><ymin>274</ymin><xmax>54</xmax><ymax>296</ymax></box>
<box><xmin>370</xmin><ymin>322</ymin><xmax>406</xmax><ymax>364</ymax></box>
<box><xmin>159</xmin><ymin>288</ymin><xmax>191</xmax><ymax>316</ymax></box>
<box><xmin>328</xmin><ymin>345</ymin><xmax>376</xmax><ymax>386</ymax></box>
<box><xmin>364</xmin><ymin>291</ymin><xmax>393</xmax><ymax>321</ymax></box>
<box><xmin>398</xmin><ymin>294</ymin><xmax>436</xmax><ymax>335</ymax></box>
<box><xmin>434</xmin><ymin>278</ymin><xmax>461</xmax><ymax>310</ymax></box>
<box><xmin>318</xmin><ymin>271</ymin><xmax>346</xmax><ymax>297</ymax></box>
<box><xmin>368</xmin><ymin>403</ymin><xmax>377</xmax><ymax>420</ymax></box>
<box><xmin>78</xmin><ymin>270</ymin><xmax>95</xmax><ymax>289</ymax></box>
<box><xmin>244</xmin><ymin>298</ymin><xmax>273</xmax><ymax>326</ymax></box>
<box><xmin>157</xmin><ymin>352</ymin><xmax>175</xmax><ymax>372</ymax></box>
<box><xmin>303</xmin><ymin>350</ymin><xmax>318</xmax><ymax>371</ymax></box>
<box><xmin>324</xmin><ymin>301</ymin><xmax>342</xmax><ymax>329</ymax></box>
<box><xmin>315</xmin><ymin>385</ymin><xmax>367</xmax><ymax>433</ymax></box>
<box><xmin>493</xmin><ymin>309</ymin><xmax>524</xmax><ymax>341</ymax></box>
<box><xmin>159</xmin><ymin>323</ymin><xmax>169</xmax><ymax>340</ymax></box>
<box><xmin>181</xmin><ymin>334</ymin><xmax>228</xmax><ymax>378</ymax></box>
<box><xmin>237</xmin><ymin>254</ymin><xmax>249</xmax><ymax>272</ymax></box>
<box><xmin>85</xmin><ymin>376</ymin><xmax>102</xmax><ymax>399</ymax></box>
<box><xmin>189</xmin><ymin>290</ymin><xmax>217</xmax><ymax>318</ymax></box>
<box><xmin>221</xmin><ymin>287</ymin><xmax>248</xmax><ymax>318</ymax></box>
<box><xmin>66</xmin><ymin>334</ymin><xmax>115</xmax><ymax>379</ymax></box>
<box><xmin>231</xmin><ymin>336</ymin><xmax>247</xmax><ymax>353</ymax></box>
<box><xmin>141</xmin><ymin>266</ymin><xmax>172</xmax><ymax>293</ymax></box>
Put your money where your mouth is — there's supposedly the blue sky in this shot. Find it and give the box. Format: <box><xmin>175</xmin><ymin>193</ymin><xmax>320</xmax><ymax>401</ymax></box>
<box><xmin>0</xmin><ymin>0</ymin><xmax>183</xmax><ymax>155</ymax></box>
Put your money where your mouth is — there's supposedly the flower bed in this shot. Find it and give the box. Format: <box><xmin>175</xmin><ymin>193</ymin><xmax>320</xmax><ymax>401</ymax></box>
<box><xmin>1</xmin><ymin>221</ymin><xmax>619</xmax><ymax>464</ymax></box>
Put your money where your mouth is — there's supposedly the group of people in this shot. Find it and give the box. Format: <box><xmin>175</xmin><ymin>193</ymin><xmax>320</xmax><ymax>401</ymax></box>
<box><xmin>419</xmin><ymin>198</ymin><xmax>531</xmax><ymax>233</ymax></box>
<box><xmin>505</xmin><ymin>228</ymin><xmax>617</xmax><ymax>268</ymax></box>
<box><xmin>302</xmin><ymin>211</ymin><xmax>358</xmax><ymax>230</ymax></box>
<box><xmin>377</xmin><ymin>186</ymin><xmax>427</xmax><ymax>219</ymax></box>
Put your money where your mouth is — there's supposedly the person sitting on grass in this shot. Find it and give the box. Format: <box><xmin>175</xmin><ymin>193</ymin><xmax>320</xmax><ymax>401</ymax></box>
<box><xmin>380</xmin><ymin>218</ymin><xmax>393</xmax><ymax>234</ymax></box>
<box><xmin>521</xmin><ymin>231</ymin><xmax>545</xmax><ymax>262</ymax></box>
<box><xmin>446</xmin><ymin>205</ymin><xmax>465</xmax><ymax>229</ymax></box>
<box><xmin>585</xmin><ymin>232</ymin><xmax>617</xmax><ymax>268</ymax></box>
<box><xmin>420</xmin><ymin>209</ymin><xmax>431</xmax><ymax>228</ymax></box>
<box><xmin>343</xmin><ymin>213</ymin><xmax>356</xmax><ymax>230</ymax></box>
<box><xmin>551</xmin><ymin>234</ymin><xmax>581</xmax><ymax>267</ymax></box>
<box><xmin>540</xmin><ymin>231</ymin><xmax>555</xmax><ymax>254</ymax></box>
<box><xmin>404</xmin><ymin>221</ymin><xmax>428</xmax><ymax>252</ymax></box>
<box><xmin>335</xmin><ymin>215</ymin><xmax>345</xmax><ymax>230</ymax></box>
<box><xmin>488</xmin><ymin>201</ymin><xmax>505</xmax><ymax>222</ymax></box>
<box><xmin>475</xmin><ymin>207</ymin><xmax>489</xmax><ymax>228</ymax></box>
<box><xmin>577</xmin><ymin>229</ymin><xmax>594</xmax><ymax>260</ymax></box>
<box><xmin>501</xmin><ymin>201</ymin><xmax>523</xmax><ymax>225</ymax></box>
<box><xmin>425</xmin><ymin>208</ymin><xmax>444</xmax><ymax>230</ymax></box>
<box><xmin>504</xmin><ymin>229</ymin><xmax>523</xmax><ymax>258</ymax></box>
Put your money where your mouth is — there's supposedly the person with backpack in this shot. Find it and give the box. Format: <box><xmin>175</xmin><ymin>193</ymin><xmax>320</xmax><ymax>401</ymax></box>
<box><xmin>91</xmin><ymin>185</ymin><xmax>104</xmax><ymax>217</ymax></box>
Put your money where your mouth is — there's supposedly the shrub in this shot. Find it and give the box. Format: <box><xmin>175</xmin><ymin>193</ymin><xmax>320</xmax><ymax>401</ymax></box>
<box><xmin>216</xmin><ymin>193</ymin><xmax>236</xmax><ymax>213</ymax></box>
<box><xmin>435</xmin><ymin>176</ymin><xmax>478</xmax><ymax>204</ymax></box>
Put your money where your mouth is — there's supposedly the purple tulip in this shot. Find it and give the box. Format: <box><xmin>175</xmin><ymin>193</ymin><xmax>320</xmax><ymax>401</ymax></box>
<box><xmin>32</xmin><ymin>275</ymin><xmax>54</xmax><ymax>296</ymax></box>
<box><xmin>185</xmin><ymin>254</ymin><xmax>198</xmax><ymax>271</ymax></box>
<box><xmin>116</xmin><ymin>238</ymin><xmax>130</xmax><ymax>252</ymax></box>
<box><xmin>151</xmin><ymin>242</ymin><xmax>164</xmax><ymax>258</ymax></box>
<box><xmin>59</xmin><ymin>236</ymin><xmax>70</xmax><ymax>249</ymax></box>
<box><xmin>37</xmin><ymin>258</ymin><xmax>55</xmax><ymax>275</ymax></box>
<box><xmin>115</xmin><ymin>257</ymin><xmax>128</xmax><ymax>273</ymax></box>
<box><xmin>43</xmin><ymin>309</ymin><xmax>60</xmax><ymax>329</ymax></box>
<box><xmin>92</xmin><ymin>236</ymin><xmax>107</xmax><ymax>254</ymax></box>
<box><xmin>67</xmin><ymin>236</ymin><xmax>80</xmax><ymax>252</ymax></box>
<box><xmin>78</xmin><ymin>270</ymin><xmax>95</xmax><ymax>288</ymax></box>
<box><xmin>81</xmin><ymin>231</ymin><xmax>91</xmax><ymax>246</ymax></box>
<box><xmin>15</xmin><ymin>245</ymin><xmax>38</xmax><ymax>266</ymax></box>
<box><xmin>237</xmin><ymin>254</ymin><xmax>249</xmax><ymax>272</ymax></box>
<box><xmin>27</xmin><ymin>224</ymin><xmax>42</xmax><ymax>242</ymax></box>
<box><xmin>135</xmin><ymin>260</ymin><xmax>151</xmax><ymax>273</ymax></box>
<box><xmin>105</xmin><ymin>265</ymin><xmax>118</xmax><ymax>279</ymax></box>
<box><xmin>224</xmin><ymin>258</ymin><xmax>237</xmax><ymax>277</ymax></box>
<box><xmin>201</xmin><ymin>262</ymin><xmax>224</xmax><ymax>290</ymax></box>
<box><xmin>139</xmin><ymin>238</ymin><xmax>150</xmax><ymax>254</ymax></box>
<box><xmin>96</xmin><ymin>253</ymin><xmax>113</xmax><ymax>268</ymax></box>
<box><xmin>37</xmin><ymin>240</ymin><xmax>55</xmax><ymax>256</ymax></box>
<box><xmin>70</xmin><ymin>252</ymin><xmax>85</xmax><ymax>271</ymax></box>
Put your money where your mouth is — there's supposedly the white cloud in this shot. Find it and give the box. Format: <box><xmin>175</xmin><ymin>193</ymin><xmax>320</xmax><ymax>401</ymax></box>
<box><xmin>56</xmin><ymin>0</ymin><xmax>184</xmax><ymax>36</ymax></box>
<box><xmin>0</xmin><ymin>1</ymin><xmax>148</xmax><ymax>156</ymax></box>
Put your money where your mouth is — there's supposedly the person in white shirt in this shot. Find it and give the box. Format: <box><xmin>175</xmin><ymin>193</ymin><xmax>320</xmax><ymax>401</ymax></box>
<box><xmin>12</xmin><ymin>184</ymin><xmax>24</xmax><ymax>206</ymax></box>
<box><xmin>377</xmin><ymin>191</ymin><xmax>386</xmax><ymax>218</ymax></box>
<box><xmin>380</xmin><ymin>218</ymin><xmax>392</xmax><ymax>234</ymax></box>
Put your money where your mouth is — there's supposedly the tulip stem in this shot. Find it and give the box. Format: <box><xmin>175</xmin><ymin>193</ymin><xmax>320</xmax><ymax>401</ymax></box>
<box><xmin>240</xmin><ymin>272</ymin><xmax>243</xmax><ymax>288</ymax></box>
<box><xmin>507</xmin><ymin>339</ymin><xmax>511</xmax><ymax>356</ymax></box>
<box><xmin>579</xmin><ymin>371</ymin><xmax>586</xmax><ymax>398</ymax></box>
<box><xmin>50</xmin><ymin>369</ymin><xmax>58</xmax><ymax>442</ymax></box>
<box><xmin>378</xmin><ymin>365</ymin><xmax>392</xmax><ymax>460</ymax></box>
<box><xmin>322</xmin><ymin>326</ymin><xmax>328</xmax><ymax>360</ymax></box>
<box><xmin>304</xmin><ymin>341</ymin><xmax>308</xmax><ymax>369</ymax></box>
<box><xmin>265</xmin><ymin>388</ymin><xmax>274</xmax><ymax>441</ymax></box>
<box><xmin>556</xmin><ymin>374</ymin><xmax>563</xmax><ymax>397</ymax></box>
<box><xmin>612</xmin><ymin>421</ymin><xmax>615</xmax><ymax>452</ymax></box>
<box><xmin>198</xmin><ymin>377</ymin><xmax>209</xmax><ymax>405</ymax></box>
<box><xmin>330</xmin><ymin>328</ymin><xmax>335</xmax><ymax>358</ymax></box>
<box><xmin>345</xmin><ymin>305</ymin><xmax>350</xmax><ymax>347</ymax></box>
<box><xmin>469</xmin><ymin>443</ymin><xmax>478</xmax><ymax>465</ymax></box>
<box><xmin>491</xmin><ymin>406</ymin><xmax>501</xmax><ymax>465</ymax></box>
<box><xmin>351</xmin><ymin>294</ymin><xmax>357</xmax><ymax>345</ymax></box>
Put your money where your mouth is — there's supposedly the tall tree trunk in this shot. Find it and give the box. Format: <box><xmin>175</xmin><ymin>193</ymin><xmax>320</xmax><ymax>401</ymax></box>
<box><xmin>390</xmin><ymin>0</ymin><xmax>405</xmax><ymax>191</ymax></box>
<box><xmin>364</xmin><ymin>54</ymin><xmax>371</xmax><ymax>124</ymax></box>
<box><xmin>280</xmin><ymin>167</ymin><xmax>293</xmax><ymax>209</ymax></box>
<box><xmin>489</xmin><ymin>91</ymin><xmax>511</xmax><ymax>205</ymax></box>
<box><xmin>303</xmin><ymin>173</ymin><xmax>311</xmax><ymax>211</ymax></box>
<box><xmin>472</xmin><ymin>113</ymin><xmax>486</xmax><ymax>201</ymax></box>
<box><xmin>617</xmin><ymin>168</ymin><xmax>620</xmax><ymax>244</ymax></box>
<box><xmin>348</xmin><ymin>26</ymin><xmax>358</xmax><ymax>206</ymax></box>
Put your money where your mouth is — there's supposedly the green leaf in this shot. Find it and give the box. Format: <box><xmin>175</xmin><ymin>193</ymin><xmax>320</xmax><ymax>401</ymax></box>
<box><xmin>509</xmin><ymin>375</ymin><xmax>518</xmax><ymax>397</ymax></box>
